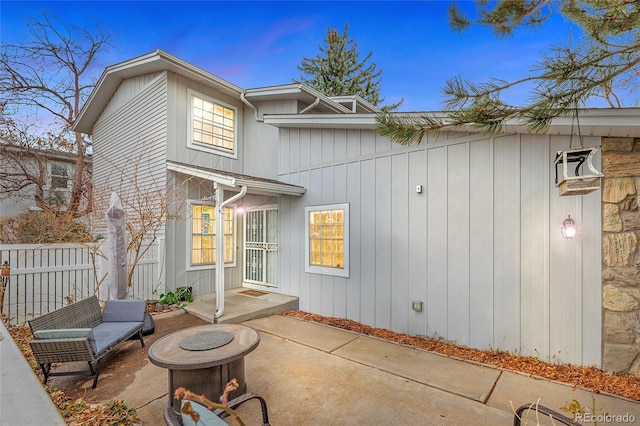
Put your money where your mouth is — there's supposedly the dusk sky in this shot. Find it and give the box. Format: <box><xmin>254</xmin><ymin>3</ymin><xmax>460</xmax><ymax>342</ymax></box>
<box><xmin>2</xmin><ymin>1</ymin><xmax>579</xmax><ymax>111</ymax></box>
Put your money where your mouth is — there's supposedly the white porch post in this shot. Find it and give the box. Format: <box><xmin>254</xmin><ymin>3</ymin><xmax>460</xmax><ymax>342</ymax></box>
<box><xmin>215</xmin><ymin>184</ymin><xmax>225</xmax><ymax>318</ymax></box>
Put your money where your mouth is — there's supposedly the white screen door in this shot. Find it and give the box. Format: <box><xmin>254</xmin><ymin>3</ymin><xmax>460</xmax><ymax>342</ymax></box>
<box><xmin>244</xmin><ymin>207</ymin><xmax>278</xmax><ymax>288</ymax></box>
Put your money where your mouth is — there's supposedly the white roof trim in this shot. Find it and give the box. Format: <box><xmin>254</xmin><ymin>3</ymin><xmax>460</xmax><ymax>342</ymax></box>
<box><xmin>263</xmin><ymin>113</ymin><xmax>378</xmax><ymax>129</ymax></box>
<box><xmin>263</xmin><ymin>108</ymin><xmax>640</xmax><ymax>137</ymax></box>
<box><xmin>244</xmin><ymin>84</ymin><xmax>352</xmax><ymax>114</ymax></box>
<box><xmin>73</xmin><ymin>50</ymin><xmax>244</xmax><ymax>134</ymax></box>
<box><xmin>329</xmin><ymin>95</ymin><xmax>379</xmax><ymax>113</ymax></box>
<box><xmin>166</xmin><ymin>162</ymin><xmax>306</xmax><ymax>197</ymax></box>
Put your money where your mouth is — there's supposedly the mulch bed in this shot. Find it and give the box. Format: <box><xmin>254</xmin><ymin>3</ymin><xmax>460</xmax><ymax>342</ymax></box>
<box><xmin>280</xmin><ymin>310</ymin><xmax>640</xmax><ymax>402</ymax></box>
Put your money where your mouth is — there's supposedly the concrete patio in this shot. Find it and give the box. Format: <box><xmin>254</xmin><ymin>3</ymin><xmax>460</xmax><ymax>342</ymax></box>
<box><xmin>3</xmin><ymin>289</ymin><xmax>640</xmax><ymax>425</ymax></box>
<box><xmin>129</xmin><ymin>291</ymin><xmax>640</xmax><ymax>425</ymax></box>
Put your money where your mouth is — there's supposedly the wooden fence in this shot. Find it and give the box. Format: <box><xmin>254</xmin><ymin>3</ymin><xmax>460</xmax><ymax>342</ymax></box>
<box><xmin>0</xmin><ymin>239</ymin><xmax>163</xmax><ymax>324</ymax></box>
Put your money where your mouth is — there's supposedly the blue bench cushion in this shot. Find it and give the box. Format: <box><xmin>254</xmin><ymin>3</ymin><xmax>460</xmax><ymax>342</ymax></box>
<box><xmin>92</xmin><ymin>321</ymin><xmax>142</xmax><ymax>355</ymax></box>
<box><xmin>102</xmin><ymin>299</ymin><xmax>146</xmax><ymax>322</ymax></box>
<box><xmin>33</xmin><ymin>328</ymin><xmax>97</xmax><ymax>353</ymax></box>
<box><xmin>180</xmin><ymin>400</ymin><xmax>226</xmax><ymax>426</ymax></box>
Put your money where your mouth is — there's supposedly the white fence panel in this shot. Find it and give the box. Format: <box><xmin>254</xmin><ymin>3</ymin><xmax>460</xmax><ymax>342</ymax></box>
<box><xmin>0</xmin><ymin>240</ymin><xmax>162</xmax><ymax>324</ymax></box>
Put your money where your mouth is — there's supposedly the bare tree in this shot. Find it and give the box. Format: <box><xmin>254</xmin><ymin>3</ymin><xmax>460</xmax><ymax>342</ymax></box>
<box><xmin>0</xmin><ymin>12</ymin><xmax>111</xmax><ymax>217</ymax></box>
<box><xmin>90</xmin><ymin>147</ymin><xmax>190</xmax><ymax>290</ymax></box>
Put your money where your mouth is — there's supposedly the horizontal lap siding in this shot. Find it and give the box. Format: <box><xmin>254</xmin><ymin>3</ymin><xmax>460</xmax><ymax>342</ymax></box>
<box><xmin>278</xmin><ymin>128</ymin><xmax>601</xmax><ymax>367</ymax></box>
<box><xmin>93</xmin><ymin>73</ymin><xmax>168</xmax><ymax>213</ymax></box>
<box><xmin>167</xmin><ymin>74</ymin><xmax>246</xmax><ymax>174</ymax></box>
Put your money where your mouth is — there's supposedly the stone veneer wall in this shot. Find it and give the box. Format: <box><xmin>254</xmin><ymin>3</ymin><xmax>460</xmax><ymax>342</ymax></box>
<box><xmin>602</xmin><ymin>137</ymin><xmax>640</xmax><ymax>375</ymax></box>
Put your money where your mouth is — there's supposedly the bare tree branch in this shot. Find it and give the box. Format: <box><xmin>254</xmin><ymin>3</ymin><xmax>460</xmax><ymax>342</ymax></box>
<box><xmin>0</xmin><ymin>12</ymin><xmax>111</xmax><ymax>219</ymax></box>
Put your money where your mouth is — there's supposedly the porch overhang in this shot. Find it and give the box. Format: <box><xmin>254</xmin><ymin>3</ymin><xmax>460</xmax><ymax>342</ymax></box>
<box><xmin>166</xmin><ymin>161</ymin><xmax>306</xmax><ymax>197</ymax></box>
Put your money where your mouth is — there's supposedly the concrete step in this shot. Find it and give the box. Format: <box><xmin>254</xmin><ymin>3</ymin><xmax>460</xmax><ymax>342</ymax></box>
<box><xmin>184</xmin><ymin>288</ymin><xmax>299</xmax><ymax>324</ymax></box>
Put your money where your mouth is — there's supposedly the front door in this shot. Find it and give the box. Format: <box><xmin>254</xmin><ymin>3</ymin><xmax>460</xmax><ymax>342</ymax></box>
<box><xmin>243</xmin><ymin>206</ymin><xmax>278</xmax><ymax>289</ymax></box>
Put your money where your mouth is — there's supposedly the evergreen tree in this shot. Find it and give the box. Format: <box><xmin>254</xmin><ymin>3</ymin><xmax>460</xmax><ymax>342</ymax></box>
<box><xmin>295</xmin><ymin>24</ymin><xmax>390</xmax><ymax>107</ymax></box>
<box><xmin>377</xmin><ymin>0</ymin><xmax>640</xmax><ymax>144</ymax></box>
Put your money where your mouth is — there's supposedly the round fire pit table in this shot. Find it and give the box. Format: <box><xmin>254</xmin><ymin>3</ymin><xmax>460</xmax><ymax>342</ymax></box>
<box><xmin>148</xmin><ymin>323</ymin><xmax>260</xmax><ymax>412</ymax></box>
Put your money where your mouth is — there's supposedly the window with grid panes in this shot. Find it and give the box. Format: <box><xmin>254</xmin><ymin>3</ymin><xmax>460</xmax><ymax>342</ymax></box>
<box><xmin>191</xmin><ymin>204</ymin><xmax>234</xmax><ymax>266</ymax></box>
<box><xmin>50</xmin><ymin>164</ymin><xmax>69</xmax><ymax>189</ymax></box>
<box><xmin>189</xmin><ymin>90</ymin><xmax>236</xmax><ymax>155</ymax></box>
<box><xmin>305</xmin><ymin>203</ymin><xmax>349</xmax><ymax>277</ymax></box>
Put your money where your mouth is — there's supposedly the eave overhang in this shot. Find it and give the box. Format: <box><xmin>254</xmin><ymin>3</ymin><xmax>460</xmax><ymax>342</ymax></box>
<box><xmin>167</xmin><ymin>161</ymin><xmax>306</xmax><ymax>197</ymax></box>
<box><xmin>263</xmin><ymin>113</ymin><xmax>378</xmax><ymax>129</ymax></box>
<box><xmin>263</xmin><ymin>108</ymin><xmax>640</xmax><ymax>138</ymax></box>
<box><xmin>244</xmin><ymin>84</ymin><xmax>353</xmax><ymax>114</ymax></box>
<box><xmin>73</xmin><ymin>50</ymin><xmax>244</xmax><ymax>135</ymax></box>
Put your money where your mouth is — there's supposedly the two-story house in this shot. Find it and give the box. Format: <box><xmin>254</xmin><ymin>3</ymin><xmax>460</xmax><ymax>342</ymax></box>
<box><xmin>0</xmin><ymin>145</ymin><xmax>87</xmax><ymax>218</ymax></box>
<box><xmin>73</xmin><ymin>49</ymin><xmax>640</xmax><ymax>373</ymax></box>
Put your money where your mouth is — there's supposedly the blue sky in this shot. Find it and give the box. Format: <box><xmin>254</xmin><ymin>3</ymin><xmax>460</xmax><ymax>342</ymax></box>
<box><xmin>2</xmin><ymin>1</ymin><xmax>577</xmax><ymax>111</ymax></box>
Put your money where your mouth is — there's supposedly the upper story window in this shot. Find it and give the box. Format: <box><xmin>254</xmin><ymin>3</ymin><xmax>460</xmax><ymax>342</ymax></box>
<box><xmin>50</xmin><ymin>164</ymin><xmax>69</xmax><ymax>189</ymax></box>
<box><xmin>188</xmin><ymin>89</ymin><xmax>236</xmax><ymax>158</ymax></box>
<box><xmin>305</xmin><ymin>203</ymin><xmax>349</xmax><ymax>278</ymax></box>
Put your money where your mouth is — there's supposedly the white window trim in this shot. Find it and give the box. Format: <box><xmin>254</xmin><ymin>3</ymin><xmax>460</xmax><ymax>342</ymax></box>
<box><xmin>304</xmin><ymin>203</ymin><xmax>349</xmax><ymax>278</ymax></box>
<box><xmin>186</xmin><ymin>200</ymin><xmax>237</xmax><ymax>271</ymax></box>
<box><xmin>187</xmin><ymin>89</ymin><xmax>238</xmax><ymax>159</ymax></box>
<box><xmin>50</xmin><ymin>163</ymin><xmax>70</xmax><ymax>191</ymax></box>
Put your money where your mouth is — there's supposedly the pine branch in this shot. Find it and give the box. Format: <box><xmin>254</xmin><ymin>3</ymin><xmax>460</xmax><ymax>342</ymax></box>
<box><xmin>375</xmin><ymin>112</ymin><xmax>444</xmax><ymax>145</ymax></box>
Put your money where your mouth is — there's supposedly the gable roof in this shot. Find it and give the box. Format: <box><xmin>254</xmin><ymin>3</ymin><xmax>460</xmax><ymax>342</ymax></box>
<box><xmin>0</xmin><ymin>144</ymin><xmax>91</xmax><ymax>163</ymax></box>
<box><xmin>244</xmin><ymin>84</ymin><xmax>351</xmax><ymax>114</ymax></box>
<box><xmin>73</xmin><ymin>50</ymin><xmax>245</xmax><ymax>134</ymax></box>
<box><xmin>74</xmin><ymin>50</ymin><xmax>379</xmax><ymax>134</ymax></box>
<box><xmin>328</xmin><ymin>95</ymin><xmax>379</xmax><ymax>113</ymax></box>
<box><xmin>75</xmin><ymin>50</ymin><xmax>640</xmax><ymax>138</ymax></box>
<box><xmin>244</xmin><ymin>85</ymin><xmax>379</xmax><ymax>114</ymax></box>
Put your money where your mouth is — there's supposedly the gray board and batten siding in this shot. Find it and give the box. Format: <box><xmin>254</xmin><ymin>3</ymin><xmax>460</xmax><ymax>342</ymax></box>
<box><xmin>77</xmin><ymin>49</ymin><xmax>602</xmax><ymax>368</ymax></box>
<box><xmin>277</xmin><ymin>127</ymin><xmax>602</xmax><ymax>367</ymax></box>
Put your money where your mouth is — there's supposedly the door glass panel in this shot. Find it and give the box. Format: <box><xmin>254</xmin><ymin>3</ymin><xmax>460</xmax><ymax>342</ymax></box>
<box><xmin>266</xmin><ymin>250</ymin><xmax>277</xmax><ymax>285</ymax></box>
<box><xmin>266</xmin><ymin>210</ymin><xmax>278</xmax><ymax>244</ymax></box>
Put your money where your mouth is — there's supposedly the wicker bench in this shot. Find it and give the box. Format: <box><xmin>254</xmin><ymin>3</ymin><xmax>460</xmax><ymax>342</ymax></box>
<box><xmin>28</xmin><ymin>295</ymin><xmax>146</xmax><ymax>389</ymax></box>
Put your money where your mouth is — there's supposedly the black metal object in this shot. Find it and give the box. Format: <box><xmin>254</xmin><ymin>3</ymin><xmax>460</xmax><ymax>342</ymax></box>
<box><xmin>40</xmin><ymin>359</ymin><xmax>104</xmax><ymax>390</ymax></box>
<box><xmin>163</xmin><ymin>392</ymin><xmax>271</xmax><ymax>426</ymax></box>
<box><xmin>142</xmin><ymin>311</ymin><xmax>155</xmax><ymax>335</ymax></box>
<box><xmin>554</xmin><ymin>149</ymin><xmax>590</xmax><ymax>185</ymax></box>
<box><xmin>513</xmin><ymin>403</ymin><xmax>580</xmax><ymax>426</ymax></box>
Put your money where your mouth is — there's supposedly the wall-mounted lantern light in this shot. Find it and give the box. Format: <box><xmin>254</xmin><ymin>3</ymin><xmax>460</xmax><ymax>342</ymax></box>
<box><xmin>561</xmin><ymin>215</ymin><xmax>577</xmax><ymax>240</ymax></box>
